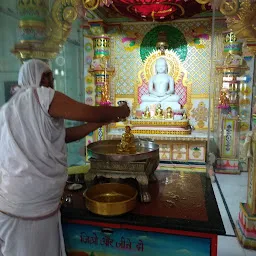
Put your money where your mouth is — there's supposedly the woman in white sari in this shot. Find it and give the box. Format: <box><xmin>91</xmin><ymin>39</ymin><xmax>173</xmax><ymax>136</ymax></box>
<box><xmin>0</xmin><ymin>59</ymin><xmax>130</xmax><ymax>256</ymax></box>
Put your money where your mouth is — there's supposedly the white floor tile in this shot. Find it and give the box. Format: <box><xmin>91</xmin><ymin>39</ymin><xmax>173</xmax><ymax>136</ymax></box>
<box><xmin>212</xmin><ymin>183</ymin><xmax>235</xmax><ymax>236</ymax></box>
<box><xmin>216</xmin><ymin>173</ymin><xmax>248</xmax><ymax>187</ymax></box>
<box><xmin>218</xmin><ymin>236</ymin><xmax>246</xmax><ymax>256</ymax></box>
<box><xmin>215</xmin><ymin>172</ymin><xmax>256</xmax><ymax>255</ymax></box>
<box><xmin>244</xmin><ymin>248</ymin><xmax>256</xmax><ymax>256</ymax></box>
<box><xmin>216</xmin><ymin>174</ymin><xmax>248</xmax><ymax>223</ymax></box>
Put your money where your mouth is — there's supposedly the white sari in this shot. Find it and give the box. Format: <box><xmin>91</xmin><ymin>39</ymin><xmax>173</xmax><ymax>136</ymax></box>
<box><xmin>0</xmin><ymin>60</ymin><xmax>67</xmax><ymax>255</ymax></box>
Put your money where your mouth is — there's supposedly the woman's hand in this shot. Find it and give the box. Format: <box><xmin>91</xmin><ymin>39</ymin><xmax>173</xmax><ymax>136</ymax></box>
<box><xmin>118</xmin><ymin>103</ymin><xmax>130</xmax><ymax>119</ymax></box>
<box><xmin>95</xmin><ymin>121</ymin><xmax>111</xmax><ymax>127</ymax></box>
<box><xmin>49</xmin><ymin>91</ymin><xmax>131</xmax><ymax>123</ymax></box>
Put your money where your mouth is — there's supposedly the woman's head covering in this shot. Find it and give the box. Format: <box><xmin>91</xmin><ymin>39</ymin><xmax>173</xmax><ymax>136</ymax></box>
<box><xmin>18</xmin><ymin>59</ymin><xmax>51</xmax><ymax>89</ymax></box>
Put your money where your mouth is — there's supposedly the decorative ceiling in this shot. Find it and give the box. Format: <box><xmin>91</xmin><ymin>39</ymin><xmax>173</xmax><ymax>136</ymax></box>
<box><xmin>92</xmin><ymin>0</ymin><xmax>214</xmax><ymax>23</ymax></box>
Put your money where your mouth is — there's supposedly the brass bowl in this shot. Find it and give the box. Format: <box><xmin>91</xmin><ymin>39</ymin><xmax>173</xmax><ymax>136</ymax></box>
<box><xmin>84</xmin><ymin>183</ymin><xmax>138</xmax><ymax>216</ymax></box>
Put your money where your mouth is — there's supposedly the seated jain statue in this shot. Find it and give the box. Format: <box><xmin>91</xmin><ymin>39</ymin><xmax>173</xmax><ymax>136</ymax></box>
<box><xmin>140</xmin><ymin>57</ymin><xmax>181</xmax><ymax>111</ymax></box>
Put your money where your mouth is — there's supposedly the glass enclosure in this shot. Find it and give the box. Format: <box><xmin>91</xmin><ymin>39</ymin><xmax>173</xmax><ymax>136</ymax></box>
<box><xmin>0</xmin><ymin>2</ymin><xmax>20</xmax><ymax>107</ymax></box>
<box><xmin>1</xmin><ymin>0</ymin><xmax>255</xmax><ymax>173</ymax></box>
<box><xmin>210</xmin><ymin>8</ymin><xmax>255</xmax><ymax>175</ymax></box>
<box><xmin>50</xmin><ymin>22</ymin><xmax>85</xmax><ymax>167</ymax></box>
<box><xmin>0</xmin><ymin>3</ymin><xmax>85</xmax><ymax>167</ymax></box>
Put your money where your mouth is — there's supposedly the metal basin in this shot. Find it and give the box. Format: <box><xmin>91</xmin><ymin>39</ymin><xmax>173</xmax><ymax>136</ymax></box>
<box><xmin>84</xmin><ymin>183</ymin><xmax>138</xmax><ymax>216</ymax></box>
<box><xmin>87</xmin><ymin>139</ymin><xmax>159</xmax><ymax>162</ymax></box>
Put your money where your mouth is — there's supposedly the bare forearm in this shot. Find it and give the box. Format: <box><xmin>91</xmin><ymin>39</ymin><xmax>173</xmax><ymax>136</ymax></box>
<box><xmin>65</xmin><ymin>123</ymin><xmax>102</xmax><ymax>143</ymax></box>
<box><xmin>49</xmin><ymin>91</ymin><xmax>129</xmax><ymax>122</ymax></box>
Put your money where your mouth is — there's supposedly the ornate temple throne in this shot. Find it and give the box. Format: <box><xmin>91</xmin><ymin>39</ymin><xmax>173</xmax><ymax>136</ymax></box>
<box><xmin>131</xmin><ymin>49</ymin><xmax>192</xmax><ymax>136</ymax></box>
<box><xmin>109</xmin><ymin>49</ymin><xmax>207</xmax><ymax>171</ymax></box>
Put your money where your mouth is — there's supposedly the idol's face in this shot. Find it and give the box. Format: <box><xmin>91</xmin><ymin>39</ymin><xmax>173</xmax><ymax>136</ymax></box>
<box><xmin>125</xmin><ymin>126</ymin><xmax>131</xmax><ymax>132</ymax></box>
<box><xmin>155</xmin><ymin>60</ymin><xmax>167</xmax><ymax>74</ymax></box>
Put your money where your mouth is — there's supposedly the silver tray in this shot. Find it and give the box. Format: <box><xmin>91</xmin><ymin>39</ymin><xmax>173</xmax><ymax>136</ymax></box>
<box><xmin>87</xmin><ymin>139</ymin><xmax>159</xmax><ymax>162</ymax></box>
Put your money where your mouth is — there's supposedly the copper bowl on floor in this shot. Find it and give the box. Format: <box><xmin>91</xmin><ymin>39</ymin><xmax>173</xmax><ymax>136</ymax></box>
<box><xmin>84</xmin><ymin>183</ymin><xmax>138</xmax><ymax>216</ymax></box>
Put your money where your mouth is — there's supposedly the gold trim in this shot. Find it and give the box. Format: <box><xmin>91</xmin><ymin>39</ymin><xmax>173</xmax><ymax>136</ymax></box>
<box><xmin>158</xmin><ymin>164</ymin><xmax>206</xmax><ymax>172</ymax></box>
<box><xmin>88</xmin><ymin>69</ymin><xmax>115</xmax><ymax>74</ymax></box>
<box><xmin>220</xmin><ymin>0</ymin><xmax>239</xmax><ymax>16</ymax></box>
<box><xmin>19</xmin><ymin>20</ymin><xmax>46</xmax><ymax>29</ymax></box>
<box><xmin>131</xmin><ymin>129</ymin><xmax>191</xmax><ymax>135</ymax></box>
<box><xmin>107</xmin><ymin>132</ymin><xmax>208</xmax><ymax>141</ymax></box>
<box><xmin>119</xmin><ymin>17</ymin><xmax>223</xmax><ymax>26</ymax></box>
<box><xmin>111</xmin><ymin>3</ymin><xmax>125</xmax><ymax>16</ymax></box>
<box><xmin>194</xmin><ymin>127</ymin><xmax>209</xmax><ymax>130</ymax></box>
<box><xmin>20</xmin><ymin>40</ymin><xmax>43</xmax><ymax>44</ymax></box>
<box><xmin>65</xmin><ymin>6</ymin><xmax>77</xmax><ymax>23</ymax></box>
<box><xmin>13</xmin><ymin>0</ymin><xmax>81</xmax><ymax>61</ymax></box>
<box><xmin>216</xmin><ymin>66</ymin><xmax>249</xmax><ymax>72</ymax></box>
<box><xmin>195</xmin><ymin>0</ymin><xmax>211</xmax><ymax>4</ymax></box>
<box><xmin>170</xmin><ymin>4</ymin><xmax>185</xmax><ymax>16</ymax></box>
<box><xmin>236</xmin><ymin>228</ymin><xmax>256</xmax><ymax>249</ymax></box>
<box><xmin>12</xmin><ymin>49</ymin><xmax>58</xmax><ymax>60</ymax></box>
<box><xmin>239</xmin><ymin>204</ymin><xmax>256</xmax><ymax>221</ymax></box>
<box><xmin>186</xmin><ymin>142</ymin><xmax>189</xmax><ymax>161</ymax></box>
<box><xmin>83</xmin><ymin>0</ymin><xmax>100</xmax><ymax>11</ymax></box>
<box><xmin>51</xmin><ymin>0</ymin><xmax>79</xmax><ymax>29</ymax></box>
<box><xmin>115</xmin><ymin>94</ymin><xmax>134</xmax><ymax>98</ymax></box>
<box><xmin>160</xmin><ymin>166</ymin><xmax>206</xmax><ymax>172</ymax></box>
<box><xmin>155</xmin><ymin>140</ymin><xmax>208</xmax><ymax>145</ymax></box>
<box><xmin>130</xmin><ymin>120</ymin><xmax>189</xmax><ymax>127</ymax></box>
<box><xmin>225</xmin><ymin>0</ymin><xmax>256</xmax><ymax>43</ymax></box>
<box><xmin>134</xmin><ymin>70</ymin><xmax>142</xmax><ymax>110</ymax></box>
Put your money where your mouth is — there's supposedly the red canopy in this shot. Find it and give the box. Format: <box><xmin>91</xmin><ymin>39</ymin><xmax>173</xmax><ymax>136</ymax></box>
<box><xmin>110</xmin><ymin>0</ymin><xmax>211</xmax><ymax>21</ymax></box>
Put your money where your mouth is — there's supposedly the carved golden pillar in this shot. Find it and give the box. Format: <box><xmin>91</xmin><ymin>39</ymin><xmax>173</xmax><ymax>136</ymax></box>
<box><xmin>88</xmin><ymin>23</ymin><xmax>114</xmax><ymax>107</ymax></box>
<box><xmin>12</xmin><ymin>0</ymin><xmax>80</xmax><ymax>61</ymax></box>
<box><xmin>220</xmin><ymin>0</ymin><xmax>256</xmax><ymax>54</ymax></box>
<box><xmin>86</xmin><ymin>22</ymin><xmax>115</xmax><ymax>142</ymax></box>
<box><xmin>12</xmin><ymin>0</ymin><xmax>50</xmax><ymax>61</ymax></box>
<box><xmin>12</xmin><ymin>0</ymin><xmax>112</xmax><ymax>61</ymax></box>
<box><xmin>218</xmin><ymin>1</ymin><xmax>256</xmax><ymax>249</ymax></box>
<box><xmin>89</xmin><ymin>34</ymin><xmax>114</xmax><ymax>106</ymax></box>
<box><xmin>236</xmin><ymin>131</ymin><xmax>256</xmax><ymax>250</ymax></box>
<box><xmin>215</xmin><ymin>32</ymin><xmax>247</xmax><ymax>174</ymax></box>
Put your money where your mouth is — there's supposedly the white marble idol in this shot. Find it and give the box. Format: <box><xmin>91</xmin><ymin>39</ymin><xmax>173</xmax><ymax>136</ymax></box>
<box><xmin>140</xmin><ymin>57</ymin><xmax>181</xmax><ymax>111</ymax></box>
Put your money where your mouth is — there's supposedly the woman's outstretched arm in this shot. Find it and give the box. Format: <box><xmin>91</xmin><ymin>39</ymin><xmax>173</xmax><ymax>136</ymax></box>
<box><xmin>48</xmin><ymin>91</ymin><xmax>130</xmax><ymax>123</ymax></box>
